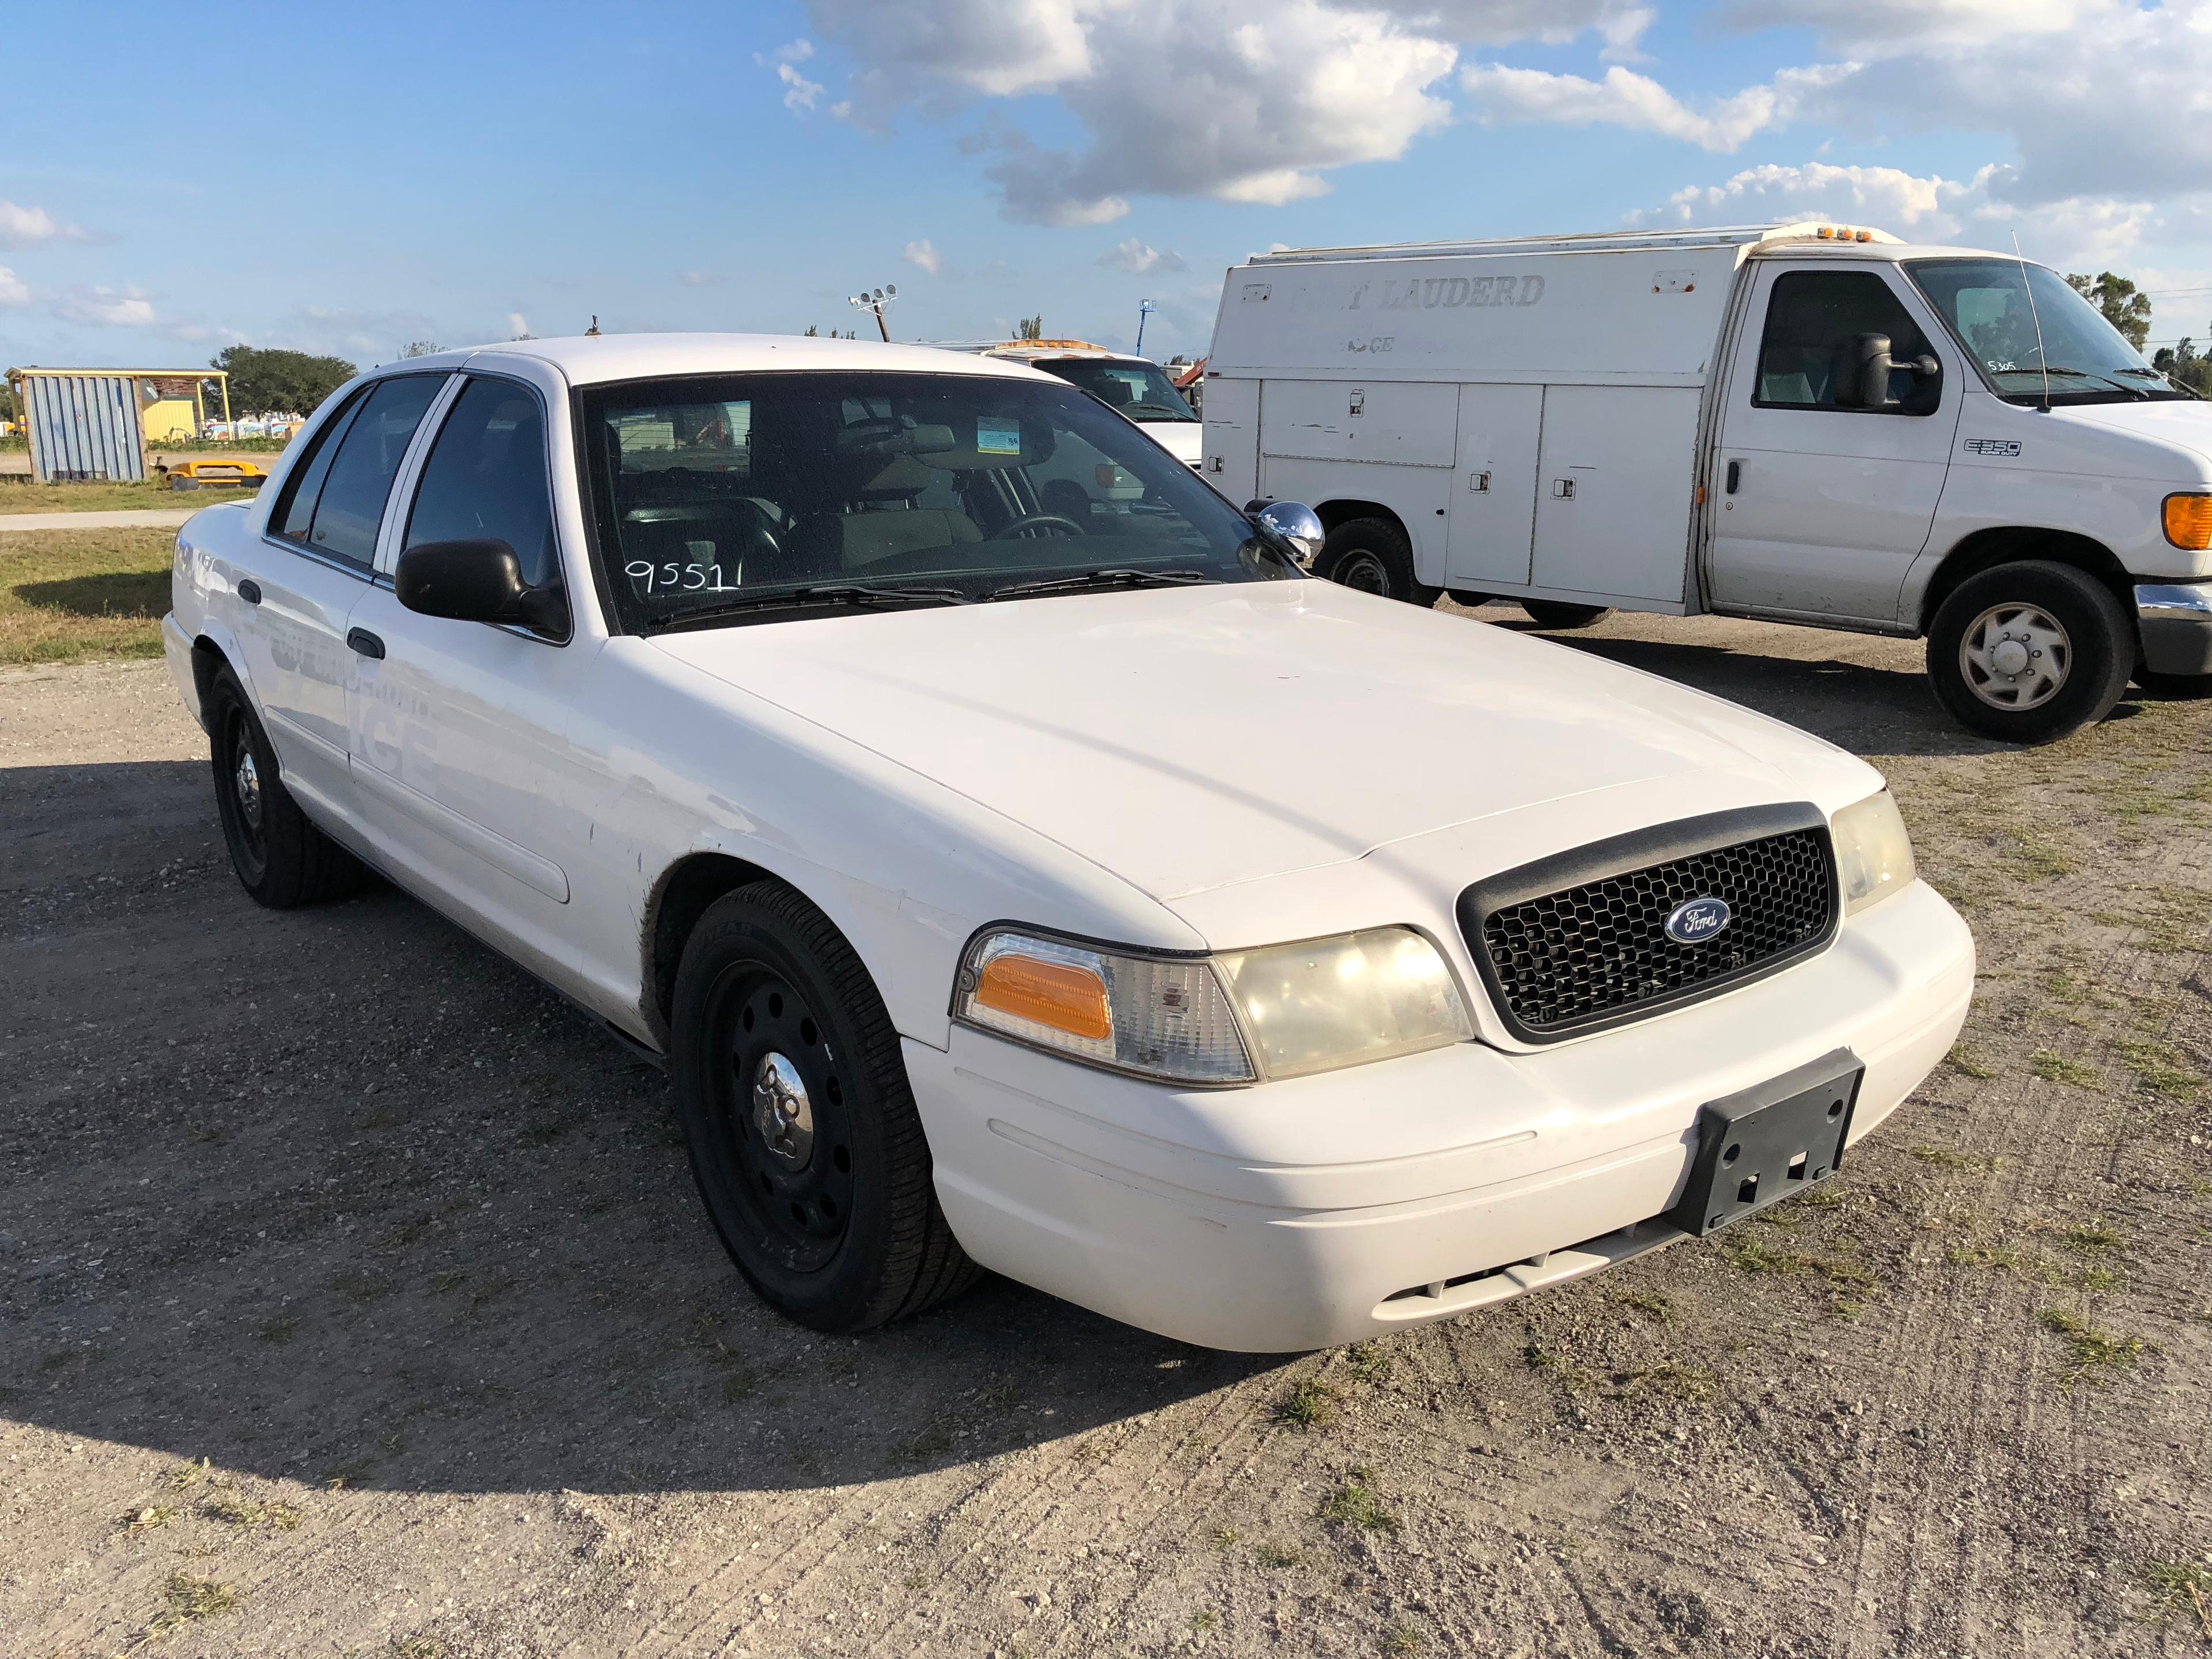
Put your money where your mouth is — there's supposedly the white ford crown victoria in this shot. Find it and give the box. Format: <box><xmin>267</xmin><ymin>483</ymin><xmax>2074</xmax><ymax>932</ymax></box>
<box><xmin>164</xmin><ymin>335</ymin><xmax>1974</xmax><ymax>1351</ymax></box>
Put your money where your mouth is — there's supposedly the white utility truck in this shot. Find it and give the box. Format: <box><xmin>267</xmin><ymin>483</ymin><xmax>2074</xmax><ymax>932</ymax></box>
<box><xmin>1203</xmin><ymin>222</ymin><xmax>2212</xmax><ymax>742</ymax></box>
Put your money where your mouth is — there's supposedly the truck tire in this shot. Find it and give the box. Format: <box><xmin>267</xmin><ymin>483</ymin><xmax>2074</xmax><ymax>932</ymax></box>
<box><xmin>669</xmin><ymin>881</ymin><xmax>979</xmax><ymax>1334</ymax></box>
<box><xmin>206</xmin><ymin>668</ymin><xmax>363</xmax><ymax>908</ymax></box>
<box><xmin>1317</xmin><ymin>518</ymin><xmax>1441</xmax><ymax>607</ymax></box>
<box><xmin>1927</xmin><ymin>561</ymin><xmax>2134</xmax><ymax>743</ymax></box>
<box><xmin>1522</xmin><ymin>600</ymin><xmax>1613</xmax><ymax>630</ymax></box>
<box><xmin>1446</xmin><ymin>590</ymin><xmax>1493</xmax><ymax>609</ymax></box>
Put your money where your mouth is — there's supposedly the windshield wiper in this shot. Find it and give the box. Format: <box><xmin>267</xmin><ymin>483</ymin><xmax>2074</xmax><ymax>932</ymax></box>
<box><xmin>643</xmin><ymin>583</ymin><xmax>969</xmax><ymax>632</ymax></box>
<box><xmin>986</xmin><ymin>567</ymin><xmax>1215</xmax><ymax>602</ymax></box>
<box><xmin>1995</xmin><ymin>365</ymin><xmax>2144</xmax><ymax>395</ymax></box>
<box><xmin>1123</xmin><ymin>403</ymin><xmax>1196</xmax><ymax>419</ymax></box>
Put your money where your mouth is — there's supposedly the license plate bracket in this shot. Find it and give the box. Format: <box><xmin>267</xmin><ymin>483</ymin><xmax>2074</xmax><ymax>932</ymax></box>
<box><xmin>1671</xmin><ymin>1047</ymin><xmax>1863</xmax><ymax>1237</ymax></box>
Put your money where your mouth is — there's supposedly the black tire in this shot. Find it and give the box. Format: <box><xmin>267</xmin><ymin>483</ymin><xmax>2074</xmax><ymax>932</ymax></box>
<box><xmin>1316</xmin><ymin>517</ymin><xmax>1441</xmax><ymax>607</ymax></box>
<box><xmin>669</xmin><ymin>881</ymin><xmax>978</xmax><ymax>1334</ymax></box>
<box><xmin>2134</xmin><ymin>669</ymin><xmax>2212</xmax><ymax>700</ymax></box>
<box><xmin>1521</xmin><ymin>599</ymin><xmax>1612</xmax><ymax>630</ymax></box>
<box><xmin>1446</xmin><ymin>589</ymin><xmax>1493</xmax><ymax>608</ymax></box>
<box><xmin>1927</xmin><ymin>560</ymin><xmax>2133</xmax><ymax>743</ymax></box>
<box><xmin>205</xmin><ymin>667</ymin><xmax>363</xmax><ymax>908</ymax></box>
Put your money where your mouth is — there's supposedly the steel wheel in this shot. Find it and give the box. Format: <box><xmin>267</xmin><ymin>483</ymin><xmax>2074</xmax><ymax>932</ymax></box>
<box><xmin>1334</xmin><ymin>549</ymin><xmax>1391</xmax><ymax>594</ymax></box>
<box><xmin>1958</xmin><ymin>601</ymin><xmax>2071</xmax><ymax>711</ymax></box>
<box><xmin>708</xmin><ymin>967</ymin><xmax>857</xmax><ymax>1274</ymax></box>
<box><xmin>218</xmin><ymin>702</ymin><xmax>268</xmax><ymax>882</ymax></box>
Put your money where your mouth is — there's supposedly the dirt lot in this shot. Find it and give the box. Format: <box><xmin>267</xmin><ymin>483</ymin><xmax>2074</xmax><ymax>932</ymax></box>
<box><xmin>3</xmin><ymin>607</ymin><xmax>2210</xmax><ymax>1659</ymax></box>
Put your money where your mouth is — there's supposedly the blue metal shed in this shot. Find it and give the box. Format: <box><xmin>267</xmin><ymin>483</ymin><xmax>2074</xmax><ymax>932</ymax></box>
<box><xmin>14</xmin><ymin>370</ymin><xmax>148</xmax><ymax>482</ymax></box>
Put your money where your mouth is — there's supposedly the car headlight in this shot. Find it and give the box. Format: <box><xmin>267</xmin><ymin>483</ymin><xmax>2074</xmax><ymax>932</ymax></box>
<box><xmin>952</xmin><ymin>926</ymin><xmax>1473</xmax><ymax>1085</ymax></box>
<box><xmin>1832</xmin><ymin>789</ymin><xmax>1915</xmax><ymax>915</ymax></box>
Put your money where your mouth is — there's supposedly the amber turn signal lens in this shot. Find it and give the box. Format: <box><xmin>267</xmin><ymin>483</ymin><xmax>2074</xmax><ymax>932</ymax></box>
<box><xmin>2164</xmin><ymin>493</ymin><xmax>2212</xmax><ymax>551</ymax></box>
<box><xmin>975</xmin><ymin>953</ymin><xmax>1112</xmax><ymax>1041</ymax></box>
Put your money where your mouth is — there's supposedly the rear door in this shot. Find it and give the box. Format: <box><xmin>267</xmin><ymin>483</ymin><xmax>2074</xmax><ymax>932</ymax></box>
<box><xmin>241</xmin><ymin>373</ymin><xmax>445</xmax><ymax>821</ymax></box>
<box><xmin>1709</xmin><ymin>263</ymin><xmax>1963</xmax><ymax>623</ymax></box>
<box><xmin>1529</xmin><ymin>385</ymin><xmax>1698</xmax><ymax>605</ymax></box>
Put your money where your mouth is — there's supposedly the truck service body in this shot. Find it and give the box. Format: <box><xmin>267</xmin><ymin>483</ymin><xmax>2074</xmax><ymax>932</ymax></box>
<box><xmin>1205</xmin><ymin>223</ymin><xmax>2212</xmax><ymax>741</ymax></box>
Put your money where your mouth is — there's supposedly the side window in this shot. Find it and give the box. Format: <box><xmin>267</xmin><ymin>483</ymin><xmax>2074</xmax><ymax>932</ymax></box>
<box><xmin>300</xmin><ymin>376</ymin><xmax>445</xmax><ymax>567</ymax></box>
<box><xmin>404</xmin><ymin>378</ymin><xmax>559</xmax><ymax>588</ymax></box>
<box><xmin>1755</xmin><ymin>271</ymin><xmax>1938</xmax><ymax>414</ymax></box>
<box><xmin>270</xmin><ymin>390</ymin><xmax>367</xmax><ymax>543</ymax></box>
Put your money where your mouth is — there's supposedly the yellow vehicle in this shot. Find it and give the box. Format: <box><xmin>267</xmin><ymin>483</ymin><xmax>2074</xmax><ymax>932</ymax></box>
<box><xmin>162</xmin><ymin>459</ymin><xmax>268</xmax><ymax>491</ymax></box>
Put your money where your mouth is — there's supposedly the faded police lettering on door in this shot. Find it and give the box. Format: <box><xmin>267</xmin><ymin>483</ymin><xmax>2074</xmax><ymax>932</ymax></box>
<box><xmin>1350</xmin><ymin>274</ymin><xmax>1547</xmax><ymax>311</ymax></box>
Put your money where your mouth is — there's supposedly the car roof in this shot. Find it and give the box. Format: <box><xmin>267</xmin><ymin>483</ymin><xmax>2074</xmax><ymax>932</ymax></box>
<box><xmin>388</xmin><ymin>332</ymin><xmax>1065</xmax><ymax>389</ymax></box>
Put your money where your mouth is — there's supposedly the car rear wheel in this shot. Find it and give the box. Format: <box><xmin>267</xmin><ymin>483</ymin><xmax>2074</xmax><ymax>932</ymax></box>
<box><xmin>206</xmin><ymin>668</ymin><xmax>362</xmax><ymax>908</ymax></box>
<box><xmin>1316</xmin><ymin>518</ymin><xmax>1441</xmax><ymax>607</ymax></box>
<box><xmin>1521</xmin><ymin>599</ymin><xmax>1612</xmax><ymax>630</ymax></box>
<box><xmin>669</xmin><ymin>881</ymin><xmax>978</xmax><ymax>1333</ymax></box>
<box><xmin>1927</xmin><ymin>560</ymin><xmax>2133</xmax><ymax>743</ymax></box>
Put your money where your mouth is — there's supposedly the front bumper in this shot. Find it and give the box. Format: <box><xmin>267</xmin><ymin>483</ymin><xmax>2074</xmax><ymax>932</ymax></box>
<box><xmin>906</xmin><ymin>878</ymin><xmax>1974</xmax><ymax>1351</ymax></box>
<box><xmin>2136</xmin><ymin>581</ymin><xmax>2212</xmax><ymax>676</ymax></box>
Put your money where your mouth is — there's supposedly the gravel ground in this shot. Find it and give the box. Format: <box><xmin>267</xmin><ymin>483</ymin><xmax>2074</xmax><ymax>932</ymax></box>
<box><xmin>3</xmin><ymin>607</ymin><xmax>2210</xmax><ymax>1658</ymax></box>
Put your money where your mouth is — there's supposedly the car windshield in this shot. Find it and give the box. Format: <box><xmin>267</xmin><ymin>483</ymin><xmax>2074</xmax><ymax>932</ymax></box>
<box><xmin>1907</xmin><ymin>259</ymin><xmax>2190</xmax><ymax>403</ymax></box>
<box><xmin>579</xmin><ymin>370</ymin><xmax>1282</xmax><ymax>631</ymax></box>
<box><xmin>1035</xmin><ymin>358</ymin><xmax>1198</xmax><ymax>422</ymax></box>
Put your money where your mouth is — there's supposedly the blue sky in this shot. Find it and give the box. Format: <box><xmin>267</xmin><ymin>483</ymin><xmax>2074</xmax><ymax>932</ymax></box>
<box><xmin>7</xmin><ymin>1</ymin><xmax>2211</xmax><ymax>381</ymax></box>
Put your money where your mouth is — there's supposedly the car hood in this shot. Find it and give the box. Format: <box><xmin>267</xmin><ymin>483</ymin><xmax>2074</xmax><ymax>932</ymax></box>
<box><xmin>648</xmin><ymin>581</ymin><xmax>1869</xmax><ymax>902</ymax></box>
<box><xmin>1137</xmin><ymin>418</ymin><xmax>1203</xmax><ymax>464</ymax></box>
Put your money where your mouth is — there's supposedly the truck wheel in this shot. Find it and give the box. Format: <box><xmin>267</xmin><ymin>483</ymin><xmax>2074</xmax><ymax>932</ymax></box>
<box><xmin>1522</xmin><ymin>600</ymin><xmax>1612</xmax><ymax>630</ymax></box>
<box><xmin>1927</xmin><ymin>561</ymin><xmax>2133</xmax><ymax>743</ymax></box>
<box><xmin>206</xmin><ymin>668</ymin><xmax>362</xmax><ymax>908</ymax></box>
<box><xmin>669</xmin><ymin>881</ymin><xmax>979</xmax><ymax>1334</ymax></box>
<box><xmin>1317</xmin><ymin>518</ymin><xmax>1441</xmax><ymax>607</ymax></box>
<box><xmin>1446</xmin><ymin>590</ymin><xmax>1493</xmax><ymax>608</ymax></box>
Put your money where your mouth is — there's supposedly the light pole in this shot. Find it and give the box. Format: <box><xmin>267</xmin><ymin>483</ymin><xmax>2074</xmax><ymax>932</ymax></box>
<box><xmin>848</xmin><ymin>284</ymin><xmax>898</xmax><ymax>342</ymax></box>
<box><xmin>1134</xmin><ymin>298</ymin><xmax>1156</xmax><ymax>357</ymax></box>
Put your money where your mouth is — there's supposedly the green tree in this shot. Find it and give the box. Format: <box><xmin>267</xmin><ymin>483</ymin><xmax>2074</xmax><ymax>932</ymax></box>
<box><xmin>210</xmin><ymin>346</ymin><xmax>358</xmax><ymax>416</ymax></box>
<box><xmin>1017</xmin><ymin>314</ymin><xmax>1044</xmax><ymax>340</ymax></box>
<box><xmin>2065</xmin><ymin>271</ymin><xmax>2153</xmax><ymax>351</ymax></box>
<box><xmin>2153</xmin><ymin>333</ymin><xmax>2212</xmax><ymax>395</ymax></box>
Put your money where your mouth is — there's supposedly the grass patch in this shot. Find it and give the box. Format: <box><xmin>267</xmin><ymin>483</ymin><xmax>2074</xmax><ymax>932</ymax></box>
<box><xmin>2146</xmin><ymin>1560</ymin><xmax>2212</xmax><ymax>1629</ymax></box>
<box><xmin>2114</xmin><ymin>1037</ymin><xmax>2206</xmax><ymax>1098</ymax></box>
<box><xmin>1725</xmin><ymin>1235</ymin><xmax>1876</xmax><ymax>1287</ymax></box>
<box><xmin>0</xmin><ymin>526</ymin><xmax>181</xmax><ymax>665</ymax></box>
<box><xmin>151</xmin><ymin>1571</ymin><xmax>238</xmax><ymax>1636</ymax></box>
<box><xmin>1344</xmin><ymin>1342</ymin><xmax>1392</xmax><ymax>1385</ymax></box>
<box><xmin>1252</xmin><ymin>1541</ymin><xmax>1302</xmax><ymax>1569</ymax></box>
<box><xmin>1998</xmin><ymin>832</ymin><xmax>2075</xmax><ymax>881</ymax></box>
<box><xmin>1945</xmin><ymin>1241</ymin><xmax>2021</xmax><ymax>1271</ymax></box>
<box><xmin>1945</xmin><ymin>1044</ymin><xmax>1998</xmax><ymax>1080</ymax></box>
<box><xmin>120</xmin><ymin>1503</ymin><xmax>176</xmax><ymax>1535</ymax></box>
<box><xmin>1910</xmin><ymin>1144</ymin><xmax>1998</xmax><ymax>1173</ymax></box>
<box><xmin>1191</xmin><ymin>1609</ymin><xmax>1219</xmax><ymax>1635</ymax></box>
<box><xmin>2059</xmin><ymin>1218</ymin><xmax>2127</xmax><ymax>1255</ymax></box>
<box><xmin>1613</xmin><ymin>1289</ymin><xmax>1676</xmax><ymax>1323</ymax></box>
<box><xmin>1385</xmin><ymin>1626</ymin><xmax>1425</xmax><ymax>1655</ymax></box>
<box><xmin>0</xmin><ymin>479</ymin><xmax>256</xmax><ymax>514</ymax></box>
<box><xmin>1604</xmin><ymin>1361</ymin><xmax>1716</xmax><ymax>1402</ymax></box>
<box><xmin>256</xmin><ymin>1315</ymin><xmax>299</xmax><ymax>1344</ymax></box>
<box><xmin>1274</xmin><ymin>1377</ymin><xmax>1340</xmax><ymax>1431</ymax></box>
<box><xmin>2030</xmin><ymin>1049</ymin><xmax>2104</xmax><ymax>1091</ymax></box>
<box><xmin>891</xmin><ymin>1418</ymin><xmax>954</xmax><ymax>1465</ymax></box>
<box><xmin>1319</xmin><ymin>1476</ymin><xmax>1398</xmax><ymax>1535</ymax></box>
<box><xmin>2039</xmin><ymin>1307</ymin><xmax>2148</xmax><ymax>1384</ymax></box>
<box><xmin>201</xmin><ymin>1493</ymin><xmax>302</xmax><ymax>1531</ymax></box>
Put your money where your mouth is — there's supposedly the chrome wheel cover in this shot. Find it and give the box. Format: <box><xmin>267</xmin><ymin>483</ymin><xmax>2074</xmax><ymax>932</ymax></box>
<box><xmin>749</xmin><ymin>1050</ymin><xmax>815</xmax><ymax>1171</ymax></box>
<box><xmin>1959</xmin><ymin>601</ymin><xmax>2071</xmax><ymax>711</ymax></box>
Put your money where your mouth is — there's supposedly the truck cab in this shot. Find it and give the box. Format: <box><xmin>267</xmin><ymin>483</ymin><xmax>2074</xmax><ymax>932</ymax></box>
<box><xmin>1207</xmin><ymin>224</ymin><xmax>2212</xmax><ymax>743</ymax></box>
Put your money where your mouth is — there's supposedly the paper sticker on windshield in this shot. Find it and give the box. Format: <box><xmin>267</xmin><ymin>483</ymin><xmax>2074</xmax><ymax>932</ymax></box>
<box><xmin>976</xmin><ymin>417</ymin><xmax>1022</xmax><ymax>455</ymax></box>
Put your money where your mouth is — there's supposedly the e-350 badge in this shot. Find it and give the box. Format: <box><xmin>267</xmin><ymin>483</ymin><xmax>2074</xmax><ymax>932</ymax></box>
<box><xmin>1963</xmin><ymin>438</ymin><xmax>2022</xmax><ymax>457</ymax></box>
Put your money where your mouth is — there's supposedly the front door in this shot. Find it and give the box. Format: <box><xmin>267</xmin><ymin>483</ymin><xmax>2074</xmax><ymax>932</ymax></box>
<box><xmin>349</xmin><ymin>373</ymin><xmax>589</xmax><ymax>994</ymax></box>
<box><xmin>1709</xmin><ymin>264</ymin><xmax>1963</xmax><ymax>624</ymax></box>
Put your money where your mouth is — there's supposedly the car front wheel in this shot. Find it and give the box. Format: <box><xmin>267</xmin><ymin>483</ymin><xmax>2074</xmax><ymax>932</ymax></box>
<box><xmin>1927</xmin><ymin>560</ymin><xmax>2133</xmax><ymax>743</ymax></box>
<box><xmin>669</xmin><ymin>881</ymin><xmax>978</xmax><ymax>1333</ymax></box>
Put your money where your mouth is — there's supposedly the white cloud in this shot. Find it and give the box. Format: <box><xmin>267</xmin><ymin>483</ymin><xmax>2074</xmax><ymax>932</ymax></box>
<box><xmin>759</xmin><ymin>36</ymin><xmax>828</xmax><ymax>110</ymax></box>
<box><xmin>676</xmin><ymin>269</ymin><xmax>724</xmax><ymax>287</ymax></box>
<box><xmin>0</xmin><ymin>200</ymin><xmax>93</xmax><ymax>250</ymax></box>
<box><xmin>903</xmin><ymin>238</ymin><xmax>945</xmax><ymax>275</ymax></box>
<box><xmin>55</xmin><ymin>285</ymin><xmax>157</xmax><ymax>327</ymax></box>
<box><xmin>508</xmin><ymin>312</ymin><xmax>532</xmax><ymax>338</ymax></box>
<box><xmin>803</xmin><ymin>0</ymin><xmax>1641</xmax><ymax>222</ymax></box>
<box><xmin>0</xmin><ymin>267</ymin><xmax>28</xmax><ymax>308</ymax></box>
<box><xmin>1099</xmin><ymin>237</ymin><xmax>1187</xmax><ymax>275</ymax></box>
<box><xmin>1460</xmin><ymin>60</ymin><xmax>1844</xmax><ymax>152</ymax></box>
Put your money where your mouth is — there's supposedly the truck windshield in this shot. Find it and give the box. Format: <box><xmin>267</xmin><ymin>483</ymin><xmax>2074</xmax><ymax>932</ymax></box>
<box><xmin>1036</xmin><ymin>359</ymin><xmax>1199</xmax><ymax>422</ymax></box>
<box><xmin>578</xmin><ymin>370</ymin><xmax>1283</xmax><ymax>632</ymax></box>
<box><xmin>1907</xmin><ymin>259</ymin><xmax>2190</xmax><ymax>404</ymax></box>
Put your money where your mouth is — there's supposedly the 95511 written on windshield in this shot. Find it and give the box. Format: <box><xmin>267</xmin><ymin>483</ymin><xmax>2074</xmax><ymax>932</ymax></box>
<box><xmin>578</xmin><ymin>371</ymin><xmax>1282</xmax><ymax>630</ymax></box>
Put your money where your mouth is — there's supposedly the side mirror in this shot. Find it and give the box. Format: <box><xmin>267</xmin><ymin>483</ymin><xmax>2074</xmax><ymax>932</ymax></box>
<box><xmin>396</xmin><ymin>539</ymin><xmax>569</xmax><ymax>637</ymax></box>
<box><xmin>1247</xmin><ymin>499</ymin><xmax>1324</xmax><ymax>571</ymax></box>
<box><xmin>1835</xmin><ymin>333</ymin><xmax>1896</xmax><ymax>410</ymax></box>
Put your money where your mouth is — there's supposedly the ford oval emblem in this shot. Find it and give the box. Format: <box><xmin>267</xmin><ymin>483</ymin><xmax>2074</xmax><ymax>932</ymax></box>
<box><xmin>1664</xmin><ymin>896</ymin><xmax>1732</xmax><ymax>945</ymax></box>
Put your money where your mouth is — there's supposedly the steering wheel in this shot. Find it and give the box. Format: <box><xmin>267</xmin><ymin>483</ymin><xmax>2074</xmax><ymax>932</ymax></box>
<box><xmin>988</xmin><ymin>512</ymin><xmax>1085</xmax><ymax>541</ymax></box>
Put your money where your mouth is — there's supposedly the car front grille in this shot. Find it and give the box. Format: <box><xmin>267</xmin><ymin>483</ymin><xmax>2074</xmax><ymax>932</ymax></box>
<box><xmin>1457</xmin><ymin>807</ymin><xmax>1839</xmax><ymax>1043</ymax></box>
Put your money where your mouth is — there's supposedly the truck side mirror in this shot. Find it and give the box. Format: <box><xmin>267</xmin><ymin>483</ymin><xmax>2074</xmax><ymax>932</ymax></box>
<box><xmin>1835</xmin><ymin>333</ymin><xmax>1896</xmax><ymax>410</ymax></box>
<box><xmin>397</xmin><ymin>539</ymin><xmax>569</xmax><ymax>637</ymax></box>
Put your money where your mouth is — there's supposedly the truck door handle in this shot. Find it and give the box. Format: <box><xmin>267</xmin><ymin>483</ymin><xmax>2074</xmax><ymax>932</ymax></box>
<box><xmin>1551</xmin><ymin>478</ymin><xmax>1575</xmax><ymax>499</ymax></box>
<box><xmin>346</xmin><ymin>627</ymin><xmax>385</xmax><ymax>660</ymax></box>
<box><xmin>1725</xmin><ymin>460</ymin><xmax>1742</xmax><ymax>495</ymax></box>
<box><xmin>1468</xmin><ymin>471</ymin><xmax>1491</xmax><ymax>493</ymax></box>
<box><xmin>237</xmin><ymin>579</ymin><xmax>261</xmax><ymax>605</ymax></box>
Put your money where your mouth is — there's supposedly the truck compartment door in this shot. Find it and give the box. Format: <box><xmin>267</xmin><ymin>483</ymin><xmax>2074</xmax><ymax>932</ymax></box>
<box><xmin>1200</xmin><ymin>377</ymin><xmax>1261</xmax><ymax>504</ymax></box>
<box><xmin>1259</xmin><ymin>380</ymin><xmax>1457</xmax><ymax>467</ymax></box>
<box><xmin>1530</xmin><ymin>385</ymin><xmax>1697</xmax><ymax>605</ymax></box>
<box><xmin>1445</xmin><ymin>384</ymin><xmax>1543</xmax><ymax>588</ymax></box>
